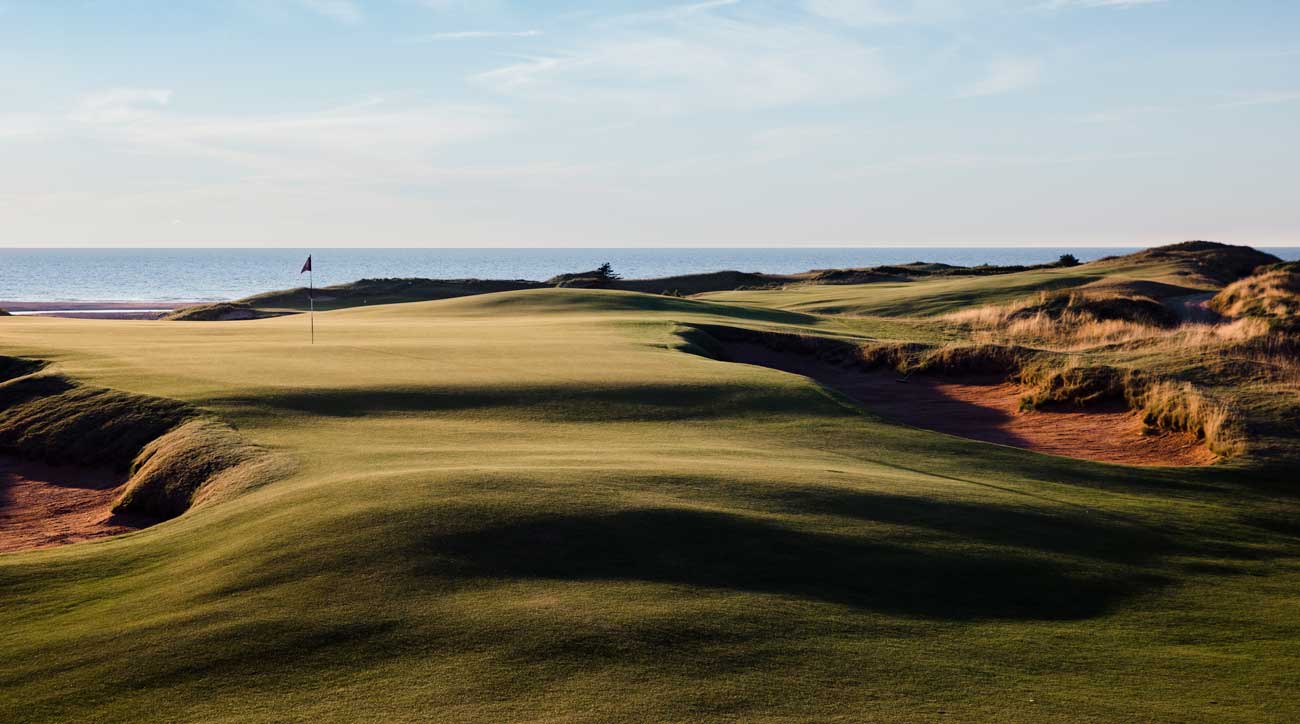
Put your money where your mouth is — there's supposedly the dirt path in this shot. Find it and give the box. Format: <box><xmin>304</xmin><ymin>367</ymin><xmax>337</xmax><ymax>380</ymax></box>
<box><xmin>723</xmin><ymin>343</ymin><xmax>1215</xmax><ymax>467</ymax></box>
<box><xmin>0</xmin><ymin>457</ymin><xmax>155</xmax><ymax>553</ymax></box>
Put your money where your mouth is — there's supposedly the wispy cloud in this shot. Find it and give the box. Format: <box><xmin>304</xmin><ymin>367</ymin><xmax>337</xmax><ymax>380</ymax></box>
<box><xmin>842</xmin><ymin>149</ymin><xmax>1165</xmax><ymax>179</ymax></box>
<box><xmin>959</xmin><ymin>58</ymin><xmax>1042</xmax><ymax>97</ymax></box>
<box><xmin>64</xmin><ymin>91</ymin><xmax>514</xmax><ymax>185</ymax></box>
<box><xmin>73</xmin><ymin>88</ymin><xmax>173</xmax><ymax>123</ymax></box>
<box><xmin>419</xmin><ymin>29</ymin><xmax>542</xmax><ymax>40</ymax></box>
<box><xmin>476</xmin><ymin>1</ymin><xmax>896</xmax><ymax>113</ymax></box>
<box><xmin>1217</xmin><ymin>90</ymin><xmax>1300</xmax><ymax>108</ymax></box>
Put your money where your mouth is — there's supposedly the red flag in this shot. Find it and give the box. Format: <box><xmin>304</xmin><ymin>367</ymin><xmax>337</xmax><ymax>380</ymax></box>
<box><xmin>300</xmin><ymin>255</ymin><xmax>312</xmax><ymax>274</ymax></box>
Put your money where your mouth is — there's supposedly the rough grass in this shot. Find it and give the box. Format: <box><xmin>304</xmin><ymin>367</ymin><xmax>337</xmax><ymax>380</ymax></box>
<box><xmin>945</xmin><ymin>287</ymin><xmax>1278</xmax><ymax>356</ymax></box>
<box><xmin>1016</xmin><ymin>359</ymin><xmax>1134</xmax><ymax>409</ymax></box>
<box><xmin>1016</xmin><ymin>360</ymin><xmax>1245</xmax><ymax>456</ymax></box>
<box><xmin>1211</xmin><ymin>261</ymin><xmax>1300</xmax><ymax>328</ymax></box>
<box><xmin>1136</xmin><ymin>380</ymin><xmax>1244</xmax><ymax>457</ymax></box>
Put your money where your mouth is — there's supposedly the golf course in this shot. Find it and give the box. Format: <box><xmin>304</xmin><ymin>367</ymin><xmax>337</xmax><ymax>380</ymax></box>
<box><xmin>2</xmin><ymin>243</ymin><xmax>1298</xmax><ymax>722</ymax></box>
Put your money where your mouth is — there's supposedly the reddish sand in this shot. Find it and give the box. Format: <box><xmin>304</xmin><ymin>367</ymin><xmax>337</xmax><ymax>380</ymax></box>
<box><xmin>0</xmin><ymin>457</ymin><xmax>155</xmax><ymax>553</ymax></box>
<box><xmin>724</xmin><ymin>343</ymin><xmax>1216</xmax><ymax>467</ymax></box>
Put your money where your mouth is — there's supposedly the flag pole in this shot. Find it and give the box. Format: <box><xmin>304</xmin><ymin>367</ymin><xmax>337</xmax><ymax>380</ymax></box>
<box><xmin>309</xmin><ymin>263</ymin><xmax>315</xmax><ymax>345</ymax></box>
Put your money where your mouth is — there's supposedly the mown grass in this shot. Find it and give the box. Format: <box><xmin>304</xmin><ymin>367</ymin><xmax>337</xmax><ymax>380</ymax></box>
<box><xmin>0</xmin><ymin>275</ymin><xmax>1298</xmax><ymax>722</ymax></box>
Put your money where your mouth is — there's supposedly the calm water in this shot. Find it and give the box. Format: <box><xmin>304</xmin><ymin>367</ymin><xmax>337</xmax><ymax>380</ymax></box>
<box><xmin>2</xmin><ymin>247</ymin><xmax>1297</xmax><ymax>303</ymax></box>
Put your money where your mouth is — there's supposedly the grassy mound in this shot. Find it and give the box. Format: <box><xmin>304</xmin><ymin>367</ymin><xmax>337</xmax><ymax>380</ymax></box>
<box><xmin>114</xmin><ymin>419</ymin><xmax>279</xmax><ymax>518</ymax></box>
<box><xmin>1102</xmin><ymin>241</ymin><xmax>1280</xmax><ymax>286</ymax></box>
<box><xmin>164</xmin><ymin>302</ymin><xmax>277</xmax><ymax>321</ymax></box>
<box><xmin>0</xmin><ymin>365</ymin><xmax>278</xmax><ymax>519</ymax></box>
<box><xmin>1005</xmin><ymin>291</ymin><xmax>1179</xmax><ymax>327</ymax></box>
<box><xmin>1210</xmin><ymin>261</ymin><xmax>1300</xmax><ymax>328</ymax></box>
<box><xmin>0</xmin><ymin>374</ymin><xmax>195</xmax><ymax>468</ymax></box>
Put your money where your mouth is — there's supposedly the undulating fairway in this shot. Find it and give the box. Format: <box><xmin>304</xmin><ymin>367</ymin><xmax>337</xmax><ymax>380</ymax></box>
<box><xmin>2</xmin><ymin>264</ymin><xmax>1299</xmax><ymax>722</ymax></box>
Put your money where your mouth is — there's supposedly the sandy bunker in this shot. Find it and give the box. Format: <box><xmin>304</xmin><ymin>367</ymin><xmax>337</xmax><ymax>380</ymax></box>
<box><xmin>0</xmin><ymin>456</ymin><xmax>156</xmax><ymax>553</ymax></box>
<box><xmin>721</xmin><ymin>342</ymin><xmax>1215</xmax><ymax>467</ymax></box>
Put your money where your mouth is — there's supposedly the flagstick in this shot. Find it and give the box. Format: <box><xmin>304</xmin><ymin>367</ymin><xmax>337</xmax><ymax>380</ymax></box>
<box><xmin>309</xmin><ymin>265</ymin><xmax>315</xmax><ymax>345</ymax></box>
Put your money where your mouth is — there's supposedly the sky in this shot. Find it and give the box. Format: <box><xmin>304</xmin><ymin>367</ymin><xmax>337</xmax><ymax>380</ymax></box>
<box><xmin>0</xmin><ymin>0</ymin><xmax>1297</xmax><ymax>248</ymax></box>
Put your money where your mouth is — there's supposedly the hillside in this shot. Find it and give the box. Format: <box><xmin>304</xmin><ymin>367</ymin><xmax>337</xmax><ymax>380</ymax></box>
<box><xmin>1</xmin><ymin>244</ymin><xmax>1298</xmax><ymax>723</ymax></box>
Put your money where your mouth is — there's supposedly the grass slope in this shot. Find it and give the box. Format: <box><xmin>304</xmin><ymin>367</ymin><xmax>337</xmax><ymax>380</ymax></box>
<box><xmin>1</xmin><ymin>286</ymin><xmax>1298</xmax><ymax>723</ymax></box>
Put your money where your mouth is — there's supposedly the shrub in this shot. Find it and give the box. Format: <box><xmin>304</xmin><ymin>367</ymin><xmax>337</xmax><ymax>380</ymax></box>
<box><xmin>595</xmin><ymin>262</ymin><xmax>622</xmax><ymax>281</ymax></box>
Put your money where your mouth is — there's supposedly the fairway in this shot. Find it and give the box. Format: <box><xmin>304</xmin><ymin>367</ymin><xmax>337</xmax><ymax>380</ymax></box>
<box><xmin>2</xmin><ymin>281</ymin><xmax>1298</xmax><ymax>723</ymax></box>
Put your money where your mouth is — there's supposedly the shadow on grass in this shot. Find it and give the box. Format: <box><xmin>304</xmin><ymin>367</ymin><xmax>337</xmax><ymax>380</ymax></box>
<box><xmin>203</xmin><ymin>382</ymin><xmax>844</xmax><ymax>422</ymax></box>
<box><xmin>417</xmin><ymin>507</ymin><xmax>1169</xmax><ymax>621</ymax></box>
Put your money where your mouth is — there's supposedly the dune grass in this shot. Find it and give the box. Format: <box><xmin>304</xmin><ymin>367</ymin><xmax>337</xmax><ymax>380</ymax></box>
<box><xmin>1211</xmin><ymin>261</ymin><xmax>1300</xmax><ymax>328</ymax></box>
<box><xmin>1</xmin><ymin>278</ymin><xmax>1298</xmax><ymax>722</ymax></box>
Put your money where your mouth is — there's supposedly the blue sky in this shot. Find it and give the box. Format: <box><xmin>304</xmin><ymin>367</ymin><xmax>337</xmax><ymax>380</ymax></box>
<box><xmin>1</xmin><ymin>0</ymin><xmax>1297</xmax><ymax>247</ymax></box>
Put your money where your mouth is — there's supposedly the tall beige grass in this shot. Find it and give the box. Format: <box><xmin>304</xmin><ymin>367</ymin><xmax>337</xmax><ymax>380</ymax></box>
<box><xmin>950</xmin><ymin>292</ymin><xmax>1271</xmax><ymax>353</ymax></box>
<box><xmin>1135</xmin><ymin>380</ymin><xmax>1244</xmax><ymax>457</ymax></box>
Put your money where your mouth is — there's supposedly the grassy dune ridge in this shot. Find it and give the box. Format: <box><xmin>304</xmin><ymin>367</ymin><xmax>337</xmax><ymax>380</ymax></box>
<box><xmin>1</xmin><ymin>246</ymin><xmax>1298</xmax><ymax>722</ymax></box>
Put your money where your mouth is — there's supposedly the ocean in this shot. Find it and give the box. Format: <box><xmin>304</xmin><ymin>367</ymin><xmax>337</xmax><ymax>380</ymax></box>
<box><xmin>2</xmin><ymin>247</ymin><xmax>1298</xmax><ymax>304</ymax></box>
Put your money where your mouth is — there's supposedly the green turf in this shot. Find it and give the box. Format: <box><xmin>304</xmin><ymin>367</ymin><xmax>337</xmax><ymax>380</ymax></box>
<box><xmin>1</xmin><ymin>283</ymin><xmax>1298</xmax><ymax>723</ymax></box>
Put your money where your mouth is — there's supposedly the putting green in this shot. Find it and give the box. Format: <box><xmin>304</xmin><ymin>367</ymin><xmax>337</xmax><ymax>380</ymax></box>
<box><xmin>1</xmin><ymin>288</ymin><xmax>1297</xmax><ymax>723</ymax></box>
